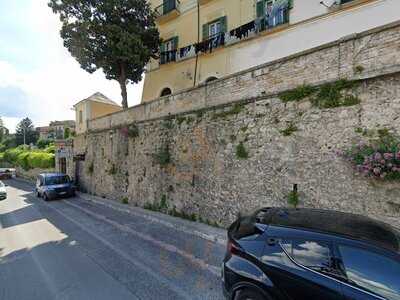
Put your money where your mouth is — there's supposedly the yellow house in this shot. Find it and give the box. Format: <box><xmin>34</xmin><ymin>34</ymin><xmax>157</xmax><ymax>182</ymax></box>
<box><xmin>142</xmin><ymin>0</ymin><xmax>400</xmax><ymax>102</ymax></box>
<box><xmin>73</xmin><ymin>92</ymin><xmax>122</xmax><ymax>134</ymax></box>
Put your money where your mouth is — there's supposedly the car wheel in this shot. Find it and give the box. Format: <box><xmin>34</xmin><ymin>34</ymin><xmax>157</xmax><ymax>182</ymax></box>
<box><xmin>43</xmin><ymin>193</ymin><xmax>49</xmax><ymax>201</ymax></box>
<box><xmin>234</xmin><ymin>289</ymin><xmax>267</xmax><ymax>300</ymax></box>
<box><xmin>36</xmin><ymin>191</ymin><xmax>41</xmax><ymax>198</ymax></box>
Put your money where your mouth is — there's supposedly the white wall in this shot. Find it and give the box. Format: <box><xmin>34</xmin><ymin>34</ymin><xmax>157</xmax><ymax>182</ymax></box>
<box><xmin>231</xmin><ymin>0</ymin><xmax>399</xmax><ymax>74</ymax></box>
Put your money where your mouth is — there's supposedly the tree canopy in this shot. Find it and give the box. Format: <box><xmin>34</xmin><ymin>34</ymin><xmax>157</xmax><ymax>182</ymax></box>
<box><xmin>15</xmin><ymin>118</ymin><xmax>39</xmax><ymax>146</ymax></box>
<box><xmin>48</xmin><ymin>0</ymin><xmax>160</xmax><ymax>109</ymax></box>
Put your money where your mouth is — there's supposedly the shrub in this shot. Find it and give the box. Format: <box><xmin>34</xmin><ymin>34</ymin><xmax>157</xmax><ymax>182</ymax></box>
<box><xmin>36</xmin><ymin>138</ymin><xmax>53</xmax><ymax>149</ymax></box>
<box><xmin>343</xmin><ymin>130</ymin><xmax>400</xmax><ymax>180</ymax></box>
<box><xmin>287</xmin><ymin>191</ymin><xmax>299</xmax><ymax>208</ymax></box>
<box><xmin>45</xmin><ymin>144</ymin><xmax>55</xmax><ymax>154</ymax></box>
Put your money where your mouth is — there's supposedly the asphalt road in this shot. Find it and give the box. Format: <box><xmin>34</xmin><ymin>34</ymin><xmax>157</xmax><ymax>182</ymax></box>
<box><xmin>0</xmin><ymin>180</ymin><xmax>225</xmax><ymax>300</ymax></box>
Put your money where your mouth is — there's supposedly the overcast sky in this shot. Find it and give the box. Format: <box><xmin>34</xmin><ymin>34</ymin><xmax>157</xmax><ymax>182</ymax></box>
<box><xmin>0</xmin><ymin>0</ymin><xmax>143</xmax><ymax>133</ymax></box>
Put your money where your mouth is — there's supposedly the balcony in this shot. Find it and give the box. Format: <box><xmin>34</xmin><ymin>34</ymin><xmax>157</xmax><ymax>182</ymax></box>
<box><xmin>160</xmin><ymin>50</ymin><xmax>177</xmax><ymax>65</ymax></box>
<box><xmin>155</xmin><ymin>0</ymin><xmax>180</xmax><ymax>24</ymax></box>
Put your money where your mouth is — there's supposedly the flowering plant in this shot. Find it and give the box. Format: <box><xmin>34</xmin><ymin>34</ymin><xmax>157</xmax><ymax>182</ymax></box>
<box><xmin>343</xmin><ymin>131</ymin><xmax>400</xmax><ymax>180</ymax></box>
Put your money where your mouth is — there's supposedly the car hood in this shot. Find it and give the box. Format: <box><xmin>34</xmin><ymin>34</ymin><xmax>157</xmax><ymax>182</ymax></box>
<box><xmin>0</xmin><ymin>187</ymin><xmax>6</xmax><ymax>193</ymax></box>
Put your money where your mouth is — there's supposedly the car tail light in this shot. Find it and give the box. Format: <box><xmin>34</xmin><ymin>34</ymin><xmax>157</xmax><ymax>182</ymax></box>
<box><xmin>227</xmin><ymin>240</ymin><xmax>240</xmax><ymax>254</ymax></box>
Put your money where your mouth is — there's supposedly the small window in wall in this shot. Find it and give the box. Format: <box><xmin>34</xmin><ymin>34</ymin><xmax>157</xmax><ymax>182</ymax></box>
<box><xmin>160</xmin><ymin>88</ymin><xmax>172</xmax><ymax>97</ymax></box>
<box><xmin>79</xmin><ymin>110</ymin><xmax>83</xmax><ymax>124</ymax></box>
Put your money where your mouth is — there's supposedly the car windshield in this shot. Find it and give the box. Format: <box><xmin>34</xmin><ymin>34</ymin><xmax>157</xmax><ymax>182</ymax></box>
<box><xmin>45</xmin><ymin>176</ymin><xmax>70</xmax><ymax>185</ymax></box>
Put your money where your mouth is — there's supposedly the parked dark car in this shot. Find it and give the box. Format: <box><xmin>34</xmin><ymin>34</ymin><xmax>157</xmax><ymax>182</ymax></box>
<box><xmin>222</xmin><ymin>207</ymin><xmax>400</xmax><ymax>300</ymax></box>
<box><xmin>0</xmin><ymin>168</ymin><xmax>12</xmax><ymax>180</ymax></box>
<box><xmin>36</xmin><ymin>173</ymin><xmax>75</xmax><ymax>201</ymax></box>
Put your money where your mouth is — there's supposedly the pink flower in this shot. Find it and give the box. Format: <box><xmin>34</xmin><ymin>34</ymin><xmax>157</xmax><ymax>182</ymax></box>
<box><xmin>374</xmin><ymin>153</ymin><xmax>382</xmax><ymax>161</ymax></box>
<box><xmin>384</xmin><ymin>153</ymin><xmax>394</xmax><ymax>160</ymax></box>
<box><xmin>373</xmin><ymin>167</ymin><xmax>381</xmax><ymax>175</ymax></box>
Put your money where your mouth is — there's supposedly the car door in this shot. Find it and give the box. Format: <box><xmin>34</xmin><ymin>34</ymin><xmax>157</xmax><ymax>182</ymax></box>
<box><xmin>336</xmin><ymin>243</ymin><xmax>400</xmax><ymax>300</ymax></box>
<box><xmin>264</xmin><ymin>237</ymin><xmax>344</xmax><ymax>300</ymax></box>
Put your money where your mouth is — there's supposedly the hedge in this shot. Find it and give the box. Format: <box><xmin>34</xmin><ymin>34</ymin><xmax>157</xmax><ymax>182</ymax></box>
<box><xmin>3</xmin><ymin>147</ymin><xmax>55</xmax><ymax>170</ymax></box>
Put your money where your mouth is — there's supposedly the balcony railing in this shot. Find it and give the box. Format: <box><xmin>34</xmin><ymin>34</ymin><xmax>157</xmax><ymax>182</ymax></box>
<box><xmin>160</xmin><ymin>49</ymin><xmax>177</xmax><ymax>65</ymax></box>
<box><xmin>155</xmin><ymin>0</ymin><xmax>180</xmax><ymax>23</ymax></box>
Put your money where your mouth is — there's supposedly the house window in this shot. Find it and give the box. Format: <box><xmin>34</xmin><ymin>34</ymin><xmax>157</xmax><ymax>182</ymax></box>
<box><xmin>79</xmin><ymin>110</ymin><xmax>83</xmax><ymax>124</ymax></box>
<box><xmin>202</xmin><ymin>16</ymin><xmax>227</xmax><ymax>40</ymax></box>
<box><xmin>160</xmin><ymin>37</ymin><xmax>178</xmax><ymax>64</ymax></box>
<box><xmin>256</xmin><ymin>0</ymin><xmax>291</xmax><ymax>30</ymax></box>
<box><xmin>209</xmin><ymin>20</ymin><xmax>221</xmax><ymax>37</ymax></box>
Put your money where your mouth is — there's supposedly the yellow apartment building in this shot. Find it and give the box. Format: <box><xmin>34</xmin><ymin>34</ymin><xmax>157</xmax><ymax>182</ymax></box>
<box><xmin>142</xmin><ymin>0</ymin><xmax>400</xmax><ymax>102</ymax></box>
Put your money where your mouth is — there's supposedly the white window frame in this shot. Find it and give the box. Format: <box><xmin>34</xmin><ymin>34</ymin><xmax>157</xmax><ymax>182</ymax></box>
<box><xmin>209</xmin><ymin>20</ymin><xmax>221</xmax><ymax>37</ymax></box>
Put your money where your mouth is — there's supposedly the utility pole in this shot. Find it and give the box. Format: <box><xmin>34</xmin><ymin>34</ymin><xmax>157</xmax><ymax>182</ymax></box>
<box><xmin>23</xmin><ymin>127</ymin><xmax>26</xmax><ymax>145</ymax></box>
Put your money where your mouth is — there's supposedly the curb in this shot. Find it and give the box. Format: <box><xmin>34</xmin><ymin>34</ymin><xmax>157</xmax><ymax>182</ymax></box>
<box><xmin>77</xmin><ymin>192</ymin><xmax>227</xmax><ymax>246</ymax></box>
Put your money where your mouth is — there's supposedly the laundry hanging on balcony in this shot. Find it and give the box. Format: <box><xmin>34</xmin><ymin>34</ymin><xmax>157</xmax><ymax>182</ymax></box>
<box><xmin>229</xmin><ymin>21</ymin><xmax>256</xmax><ymax>40</ymax></box>
<box><xmin>195</xmin><ymin>33</ymin><xmax>225</xmax><ymax>54</ymax></box>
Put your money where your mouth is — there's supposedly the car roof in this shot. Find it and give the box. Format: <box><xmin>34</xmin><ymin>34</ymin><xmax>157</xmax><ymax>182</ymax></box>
<box><xmin>257</xmin><ymin>207</ymin><xmax>400</xmax><ymax>253</ymax></box>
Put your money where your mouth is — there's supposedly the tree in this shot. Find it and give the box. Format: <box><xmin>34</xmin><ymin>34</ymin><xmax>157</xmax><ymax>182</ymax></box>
<box><xmin>49</xmin><ymin>0</ymin><xmax>160</xmax><ymax>109</ymax></box>
<box><xmin>0</xmin><ymin>117</ymin><xmax>4</xmax><ymax>142</ymax></box>
<box><xmin>15</xmin><ymin>118</ymin><xmax>39</xmax><ymax>146</ymax></box>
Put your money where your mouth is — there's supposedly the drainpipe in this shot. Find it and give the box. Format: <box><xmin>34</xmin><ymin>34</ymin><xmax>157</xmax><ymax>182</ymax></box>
<box><xmin>193</xmin><ymin>1</ymin><xmax>200</xmax><ymax>87</ymax></box>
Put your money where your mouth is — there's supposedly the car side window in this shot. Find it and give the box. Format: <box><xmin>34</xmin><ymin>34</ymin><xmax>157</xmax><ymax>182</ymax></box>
<box><xmin>281</xmin><ymin>239</ymin><xmax>335</xmax><ymax>273</ymax></box>
<box><xmin>338</xmin><ymin>245</ymin><xmax>400</xmax><ymax>300</ymax></box>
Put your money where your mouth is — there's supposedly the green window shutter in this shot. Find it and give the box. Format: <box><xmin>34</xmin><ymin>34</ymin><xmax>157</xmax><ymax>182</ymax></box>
<box><xmin>202</xmin><ymin>23</ymin><xmax>209</xmax><ymax>40</ymax></box>
<box><xmin>160</xmin><ymin>42</ymin><xmax>166</xmax><ymax>53</ymax></box>
<box><xmin>172</xmin><ymin>36</ymin><xmax>179</xmax><ymax>50</ymax></box>
<box><xmin>220</xmin><ymin>16</ymin><xmax>227</xmax><ymax>33</ymax></box>
<box><xmin>256</xmin><ymin>0</ymin><xmax>265</xmax><ymax>18</ymax></box>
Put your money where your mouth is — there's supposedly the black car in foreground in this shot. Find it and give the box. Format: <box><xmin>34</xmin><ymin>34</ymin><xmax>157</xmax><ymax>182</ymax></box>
<box><xmin>222</xmin><ymin>208</ymin><xmax>400</xmax><ymax>300</ymax></box>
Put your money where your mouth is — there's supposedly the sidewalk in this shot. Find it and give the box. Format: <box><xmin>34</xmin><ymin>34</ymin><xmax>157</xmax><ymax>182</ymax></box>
<box><xmin>77</xmin><ymin>191</ymin><xmax>227</xmax><ymax>246</ymax></box>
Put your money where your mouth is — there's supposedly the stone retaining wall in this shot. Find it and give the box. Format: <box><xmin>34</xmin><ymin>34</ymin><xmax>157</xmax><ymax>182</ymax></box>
<box><xmin>77</xmin><ymin>22</ymin><xmax>400</xmax><ymax>228</ymax></box>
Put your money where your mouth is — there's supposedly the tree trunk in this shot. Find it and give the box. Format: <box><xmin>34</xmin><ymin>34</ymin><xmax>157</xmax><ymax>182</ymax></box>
<box><xmin>119</xmin><ymin>63</ymin><xmax>128</xmax><ymax>109</ymax></box>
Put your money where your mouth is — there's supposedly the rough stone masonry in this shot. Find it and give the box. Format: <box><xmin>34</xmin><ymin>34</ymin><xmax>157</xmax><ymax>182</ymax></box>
<box><xmin>75</xmin><ymin>21</ymin><xmax>400</xmax><ymax>228</ymax></box>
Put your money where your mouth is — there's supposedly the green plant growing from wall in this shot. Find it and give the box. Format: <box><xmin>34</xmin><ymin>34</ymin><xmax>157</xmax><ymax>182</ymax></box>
<box><xmin>108</xmin><ymin>164</ymin><xmax>117</xmax><ymax>175</ymax></box>
<box><xmin>163</xmin><ymin>120</ymin><xmax>174</xmax><ymax>129</ymax></box>
<box><xmin>279</xmin><ymin>85</ymin><xmax>316</xmax><ymax>102</ymax></box>
<box><xmin>280</xmin><ymin>123</ymin><xmax>298</xmax><ymax>136</ymax></box>
<box><xmin>128</xmin><ymin>124</ymin><xmax>139</xmax><ymax>138</ymax></box>
<box><xmin>122</xmin><ymin>197</ymin><xmax>129</xmax><ymax>204</ymax></box>
<box><xmin>236</xmin><ymin>142</ymin><xmax>249</xmax><ymax>159</ymax></box>
<box><xmin>311</xmin><ymin>79</ymin><xmax>360</xmax><ymax>108</ymax></box>
<box><xmin>212</xmin><ymin>103</ymin><xmax>244</xmax><ymax>119</ymax></box>
<box><xmin>354</xmin><ymin>65</ymin><xmax>365</xmax><ymax>74</ymax></box>
<box><xmin>278</xmin><ymin>79</ymin><xmax>360</xmax><ymax>109</ymax></box>
<box><xmin>154</xmin><ymin>146</ymin><xmax>171</xmax><ymax>166</ymax></box>
<box><xmin>287</xmin><ymin>191</ymin><xmax>299</xmax><ymax>208</ymax></box>
<box><xmin>176</xmin><ymin>116</ymin><xmax>186</xmax><ymax>125</ymax></box>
